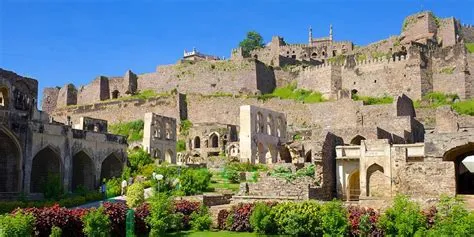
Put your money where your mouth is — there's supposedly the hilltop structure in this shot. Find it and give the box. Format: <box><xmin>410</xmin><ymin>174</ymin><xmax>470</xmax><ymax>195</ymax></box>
<box><xmin>3</xmin><ymin>11</ymin><xmax>474</xmax><ymax>206</ymax></box>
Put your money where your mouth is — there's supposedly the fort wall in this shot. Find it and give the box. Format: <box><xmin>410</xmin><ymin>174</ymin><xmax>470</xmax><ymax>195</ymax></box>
<box><xmin>462</xmin><ymin>24</ymin><xmax>474</xmax><ymax>43</ymax></box>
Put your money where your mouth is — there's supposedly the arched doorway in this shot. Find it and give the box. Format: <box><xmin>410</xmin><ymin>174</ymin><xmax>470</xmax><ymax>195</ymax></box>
<box><xmin>0</xmin><ymin>87</ymin><xmax>9</xmax><ymax>109</ymax></box>
<box><xmin>347</xmin><ymin>170</ymin><xmax>360</xmax><ymax>201</ymax></box>
<box><xmin>100</xmin><ymin>154</ymin><xmax>122</xmax><ymax>181</ymax></box>
<box><xmin>305</xmin><ymin>150</ymin><xmax>312</xmax><ymax>163</ymax></box>
<box><xmin>350</xmin><ymin>135</ymin><xmax>366</xmax><ymax>145</ymax></box>
<box><xmin>165</xmin><ymin>149</ymin><xmax>173</xmax><ymax>163</ymax></box>
<box><xmin>72</xmin><ymin>151</ymin><xmax>95</xmax><ymax>191</ymax></box>
<box><xmin>257</xmin><ymin>142</ymin><xmax>266</xmax><ymax>163</ymax></box>
<box><xmin>279</xmin><ymin>146</ymin><xmax>292</xmax><ymax>163</ymax></box>
<box><xmin>112</xmin><ymin>90</ymin><xmax>120</xmax><ymax>99</ymax></box>
<box><xmin>0</xmin><ymin>128</ymin><xmax>21</xmax><ymax>192</ymax></box>
<box><xmin>366</xmin><ymin>164</ymin><xmax>385</xmax><ymax>197</ymax></box>
<box><xmin>30</xmin><ymin>146</ymin><xmax>62</xmax><ymax>193</ymax></box>
<box><xmin>444</xmin><ymin>144</ymin><xmax>474</xmax><ymax>194</ymax></box>
<box><xmin>210</xmin><ymin>133</ymin><xmax>218</xmax><ymax>148</ymax></box>
<box><xmin>194</xmin><ymin>136</ymin><xmax>201</xmax><ymax>148</ymax></box>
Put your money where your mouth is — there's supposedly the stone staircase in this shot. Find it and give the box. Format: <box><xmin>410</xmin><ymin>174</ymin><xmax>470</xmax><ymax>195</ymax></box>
<box><xmin>458</xmin><ymin>195</ymin><xmax>474</xmax><ymax>210</ymax></box>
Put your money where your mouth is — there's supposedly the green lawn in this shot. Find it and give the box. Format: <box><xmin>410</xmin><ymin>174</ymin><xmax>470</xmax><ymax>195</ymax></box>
<box><xmin>165</xmin><ymin>231</ymin><xmax>285</xmax><ymax>237</ymax></box>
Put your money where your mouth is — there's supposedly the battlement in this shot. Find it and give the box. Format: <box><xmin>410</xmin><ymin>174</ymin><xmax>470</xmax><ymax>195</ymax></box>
<box><xmin>462</xmin><ymin>24</ymin><xmax>474</xmax><ymax>28</ymax></box>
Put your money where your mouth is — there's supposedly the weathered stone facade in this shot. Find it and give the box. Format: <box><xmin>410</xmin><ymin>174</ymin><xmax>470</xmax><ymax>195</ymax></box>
<box><xmin>0</xmin><ymin>69</ymin><xmax>127</xmax><ymax>199</ymax></box>
<box><xmin>142</xmin><ymin>112</ymin><xmax>177</xmax><ymax>164</ymax></box>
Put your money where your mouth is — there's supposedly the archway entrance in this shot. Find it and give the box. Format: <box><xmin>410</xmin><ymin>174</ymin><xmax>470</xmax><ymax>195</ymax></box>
<box><xmin>347</xmin><ymin>170</ymin><xmax>360</xmax><ymax>201</ymax></box>
<box><xmin>0</xmin><ymin>128</ymin><xmax>21</xmax><ymax>192</ymax></box>
<box><xmin>165</xmin><ymin>149</ymin><xmax>173</xmax><ymax>163</ymax></box>
<box><xmin>72</xmin><ymin>151</ymin><xmax>95</xmax><ymax>191</ymax></box>
<box><xmin>210</xmin><ymin>133</ymin><xmax>218</xmax><ymax>148</ymax></box>
<box><xmin>444</xmin><ymin>144</ymin><xmax>474</xmax><ymax>194</ymax></box>
<box><xmin>194</xmin><ymin>137</ymin><xmax>200</xmax><ymax>149</ymax></box>
<box><xmin>100</xmin><ymin>154</ymin><xmax>122</xmax><ymax>181</ymax></box>
<box><xmin>30</xmin><ymin>147</ymin><xmax>61</xmax><ymax>193</ymax></box>
<box><xmin>366</xmin><ymin>164</ymin><xmax>385</xmax><ymax>197</ymax></box>
<box><xmin>350</xmin><ymin>135</ymin><xmax>366</xmax><ymax>145</ymax></box>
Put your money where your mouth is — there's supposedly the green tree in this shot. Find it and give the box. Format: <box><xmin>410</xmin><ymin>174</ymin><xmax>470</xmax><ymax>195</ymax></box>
<box><xmin>82</xmin><ymin>206</ymin><xmax>111</xmax><ymax>237</ymax></box>
<box><xmin>239</xmin><ymin>31</ymin><xmax>264</xmax><ymax>57</ymax></box>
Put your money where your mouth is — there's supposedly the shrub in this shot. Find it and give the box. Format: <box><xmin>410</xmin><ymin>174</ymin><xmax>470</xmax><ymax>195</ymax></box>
<box><xmin>466</xmin><ymin>42</ymin><xmax>474</xmax><ymax>53</ymax></box>
<box><xmin>0</xmin><ymin>210</ymin><xmax>35</xmax><ymax>237</ymax></box>
<box><xmin>174</xmin><ymin>200</ymin><xmax>200</xmax><ymax>230</ymax></box>
<box><xmin>180</xmin><ymin>168</ymin><xmax>212</xmax><ymax>195</ymax></box>
<box><xmin>452</xmin><ymin>99</ymin><xmax>474</xmax><ymax>116</ymax></box>
<box><xmin>176</xmin><ymin>140</ymin><xmax>186</xmax><ymax>152</ymax></box>
<box><xmin>102</xmin><ymin>202</ymin><xmax>127</xmax><ymax>237</ymax></box>
<box><xmin>189</xmin><ymin>205</ymin><xmax>213</xmax><ymax>231</ymax></box>
<box><xmin>128</xmin><ymin>149</ymin><xmax>153</xmax><ymax>172</ymax></box>
<box><xmin>42</xmin><ymin>173</ymin><xmax>64</xmax><ymax>200</ymax></box>
<box><xmin>49</xmin><ymin>226</ymin><xmax>62</xmax><ymax>237</ymax></box>
<box><xmin>109</xmin><ymin>120</ymin><xmax>144</xmax><ymax>142</ymax></box>
<box><xmin>378</xmin><ymin>195</ymin><xmax>426</xmax><ymax>236</ymax></box>
<box><xmin>134</xmin><ymin>203</ymin><xmax>150</xmax><ymax>236</ymax></box>
<box><xmin>22</xmin><ymin>204</ymin><xmax>87</xmax><ymax>237</ymax></box>
<box><xmin>217</xmin><ymin>209</ymin><xmax>230</xmax><ymax>230</ymax></box>
<box><xmin>222</xmin><ymin>167</ymin><xmax>240</xmax><ymax>184</ymax></box>
<box><xmin>271</xmin><ymin>201</ymin><xmax>322</xmax><ymax>236</ymax></box>
<box><xmin>126</xmin><ymin>183</ymin><xmax>145</xmax><ymax>208</ymax></box>
<box><xmin>179</xmin><ymin>120</ymin><xmax>193</xmax><ymax>136</ymax></box>
<box><xmin>320</xmin><ymin>200</ymin><xmax>348</xmax><ymax>236</ymax></box>
<box><xmin>353</xmin><ymin>94</ymin><xmax>393</xmax><ymax>105</ymax></box>
<box><xmin>229</xmin><ymin>203</ymin><xmax>254</xmax><ymax>232</ymax></box>
<box><xmin>146</xmin><ymin>194</ymin><xmax>177</xmax><ymax>235</ymax></box>
<box><xmin>348</xmin><ymin>206</ymin><xmax>381</xmax><ymax>237</ymax></box>
<box><xmin>82</xmin><ymin>206</ymin><xmax>111</xmax><ymax>237</ymax></box>
<box><xmin>105</xmin><ymin>178</ymin><xmax>121</xmax><ymax>198</ymax></box>
<box><xmin>426</xmin><ymin>195</ymin><xmax>474</xmax><ymax>236</ymax></box>
<box><xmin>249</xmin><ymin>202</ymin><xmax>274</xmax><ymax>234</ymax></box>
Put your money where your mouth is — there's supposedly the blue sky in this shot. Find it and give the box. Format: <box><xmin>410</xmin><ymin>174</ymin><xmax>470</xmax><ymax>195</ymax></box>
<box><xmin>1</xmin><ymin>0</ymin><xmax>473</xmax><ymax>105</ymax></box>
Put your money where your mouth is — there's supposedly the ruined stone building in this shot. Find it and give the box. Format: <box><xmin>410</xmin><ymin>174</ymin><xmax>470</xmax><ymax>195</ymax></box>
<box><xmin>0</xmin><ymin>69</ymin><xmax>127</xmax><ymax>199</ymax></box>
<box><xmin>186</xmin><ymin>123</ymin><xmax>239</xmax><ymax>160</ymax></box>
<box><xmin>6</xmin><ymin>10</ymin><xmax>474</xmax><ymax>205</ymax></box>
<box><xmin>142</xmin><ymin>112</ymin><xmax>177</xmax><ymax>164</ymax></box>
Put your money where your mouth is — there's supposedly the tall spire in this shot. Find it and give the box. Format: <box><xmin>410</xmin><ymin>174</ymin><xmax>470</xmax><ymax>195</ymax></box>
<box><xmin>308</xmin><ymin>26</ymin><xmax>313</xmax><ymax>46</ymax></box>
<box><xmin>329</xmin><ymin>24</ymin><xmax>333</xmax><ymax>41</ymax></box>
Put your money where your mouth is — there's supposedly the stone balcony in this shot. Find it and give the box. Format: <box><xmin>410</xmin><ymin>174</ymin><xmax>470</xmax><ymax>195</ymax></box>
<box><xmin>336</xmin><ymin>145</ymin><xmax>361</xmax><ymax>159</ymax></box>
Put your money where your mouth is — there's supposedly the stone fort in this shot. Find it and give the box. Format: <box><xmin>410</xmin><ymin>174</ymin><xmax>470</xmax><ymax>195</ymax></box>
<box><xmin>3</xmin><ymin>11</ymin><xmax>474</xmax><ymax>206</ymax></box>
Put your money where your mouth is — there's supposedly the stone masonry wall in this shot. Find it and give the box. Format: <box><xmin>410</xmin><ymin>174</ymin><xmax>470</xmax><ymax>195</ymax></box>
<box><xmin>41</xmin><ymin>87</ymin><xmax>59</xmax><ymax>114</ymax></box>
<box><xmin>462</xmin><ymin>25</ymin><xmax>474</xmax><ymax>43</ymax></box>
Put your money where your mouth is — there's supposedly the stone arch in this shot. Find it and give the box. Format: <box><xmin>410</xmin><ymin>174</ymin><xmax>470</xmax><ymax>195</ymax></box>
<box><xmin>165</xmin><ymin>122</ymin><xmax>172</xmax><ymax>140</ymax></box>
<box><xmin>276</xmin><ymin>116</ymin><xmax>284</xmax><ymax>137</ymax></box>
<box><xmin>153</xmin><ymin>149</ymin><xmax>162</xmax><ymax>159</ymax></box>
<box><xmin>265</xmin><ymin>150</ymin><xmax>273</xmax><ymax>164</ymax></box>
<box><xmin>347</xmin><ymin>170</ymin><xmax>360</xmax><ymax>201</ymax></box>
<box><xmin>209</xmin><ymin>133</ymin><xmax>219</xmax><ymax>148</ymax></box>
<box><xmin>279</xmin><ymin>146</ymin><xmax>292</xmax><ymax>163</ymax></box>
<box><xmin>311</xmin><ymin>52</ymin><xmax>317</xmax><ymax>58</ymax></box>
<box><xmin>305</xmin><ymin>150</ymin><xmax>312</xmax><ymax>163</ymax></box>
<box><xmin>112</xmin><ymin>90</ymin><xmax>120</xmax><ymax>99</ymax></box>
<box><xmin>350</xmin><ymin>135</ymin><xmax>366</xmax><ymax>145</ymax></box>
<box><xmin>100</xmin><ymin>153</ymin><xmax>123</xmax><ymax>181</ymax></box>
<box><xmin>257</xmin><ymin>142</ymin><xmax>266</xmax><ymax>163</ymax></box>
<box><xmin>30</xmin><ymin>146</ymin><xmax>62</xmax><ymax>193</ymax></box>
<box><xmin>194</xmin><ymin>136</ymin><xmax>201</xmax><ymax>149</ymax></box>
<box><xmin>443</xmin><ymin>143</ymin><xmax>474</xmax><ymax>194</ymax></box>
<box><xmin>72</xmin><ymin>151</ymin><xmax>95</xmax><ymax>191</ymax></box>
<box><xmin>0</xmin><ymin>127</ymin><xmax>22</xmax><ymax>192</ymax></box>
<box><xmin>165</xmin><ymin>149</ymin><xmax>173</xmax><ymax>163</ymax></box>
<box><xmin>266</xmin><ymin>114</ymin><xmax>274</xmax><ymax>136</ymax></box>
<box><xmin>256</xmin><ymin>112</ymin><xmax>264</xmax><ymax>133</ymax></box>
<box><xmin>0</xmin><ymin>87</ymin><xmax>9</xmax><ymax>109</ymax></box>
<box><xmin>155</xmin><ymin>121</ymin><xmax>163</xmax><ymax>139</ymax></box>
<box><xmin>366</xmin><ymin>163</ymin><xmax>384</xmax><ymax>197</ymax></box>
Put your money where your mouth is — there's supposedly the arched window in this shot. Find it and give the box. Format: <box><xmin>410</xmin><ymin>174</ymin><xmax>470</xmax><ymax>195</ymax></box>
<box><xmin>210</xmin><ymin>133</ymin><xmax>219</xmax><ymax>148</ymax></box>
<box><xmin>350</xmin><ymin>135</ymin><xmax>366</xmax><ymax>145</ymax></box>
<box><xmin>194</xmin><ymin>136</ymin><xmax>201</xmax><ymax>149</ymax></box>
<box><xmin>276</xmin><ymin>117</ymin><xmax>284</xmax><ymax>137</ymax></box>
<box><xmin>165</xmin><ymin>122</ymin><xmax>172</xmax><ymax>140</ymax></box>
<box><xmin>256</xmin><ymin>112</ymin><xmax>264</xmax><ymax>133</ymax></box>
<box><xmin>0</xmin><ymin>87</ymin><xmax>8</xmax><ymax>109</ymax></box>
<box><xmin>311</xmin><ymin>52</ymin><xmax>317</xmax><ymax>58</ymax></box>
<box><xmin>266</xmin><ymin>114</ymin><xmax>274</xmax><ymax>135</ymax></box>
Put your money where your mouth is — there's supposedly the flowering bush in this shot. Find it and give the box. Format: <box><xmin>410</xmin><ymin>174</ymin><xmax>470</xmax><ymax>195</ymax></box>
<box><xmin>229</xmin><ymin>203</ymin><xmax>254</xmax><ymax>232</ymax></box>
<box><xmin>102</xmin><ymin>202</ymin><xmax>127</xmax><ymax>237</ymax></box>
<box><xmin>217</xmin><ymin>209</ymin><xmax>229</xmax><ymax>230</ymax></box>
<box><xmin>174</xmin><ymin>200</ymin><xmax>200</xmax><ymax>229</ymax></box>
<box><xmin>347</xmin><ymin>206</ymin><xmax>381</xmax><ymax>236</ymax></box>
<box><xmin>134</xmin><ymin>203</ymin><xmax>150</xmax><ymax>236</ymax></box>
<box><xmin>22</xmin><ymin>204</ymin><xmax>87</xmax><ymax>237</ymax></box>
